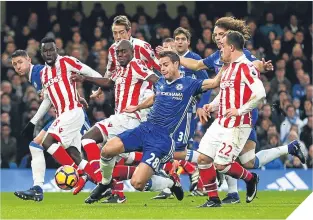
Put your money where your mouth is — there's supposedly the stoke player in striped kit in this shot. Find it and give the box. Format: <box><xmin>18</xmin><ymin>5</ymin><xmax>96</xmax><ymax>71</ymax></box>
<box><xmin>12</xmin><ymin>50</ymin><xmax>91</xmax><ymax>201</ymax></box>
<box><xmin>180</xmin><ymin>17</ymin><xmax>305</xmax><ymax>204</ymax></box>
<box><xmin>197</xmin><ymin>31</ymin><xmax>265</xmax><ymax>207</ymax></box>
<box><xmin>22</xmin><ymin>37</ymin><xmax>104</xmax><ymax>189</ymax></box>
<box><xmin>71</xmin><ymin>40</ymin><xmax>160</xmax><ymax>203</ymax></box>
<box><xmin>73</xmin><ymin>15</ymin><xmax>161</xmax><ymax>201</ymax></box>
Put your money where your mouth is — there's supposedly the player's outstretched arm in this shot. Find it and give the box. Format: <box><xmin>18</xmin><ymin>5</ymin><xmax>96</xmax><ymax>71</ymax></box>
<box><xmin>70</xmin><ymin>74</ymin><xmax>114</xmax><ymax>89</ymax></box>
<box><xmin>22</xmin><ymin>92</ymin><xmax>51</xmax><ymax>139</ymax></box>
<box><xmin>252</xmin><ymin>58</ymin><xmax>274</xmax><ymax>73</ymax></box>
<box><xmin>146</xmin><ymin>74</ymin><xmax>159</xmax><ymax>84</ymax></box>
<box><xmin>180</xmin><ymin>57</ymin><xmax>208</xmax><ymax>71</ymax></box>
<box><xmin>201</xmin><ymin>70</ymin><xmax>222</xmax><ymax>90</ymax></box>
<box><xmin>124</xmin><ymin>95</ymin><xmax>155</xmax><ymax>113</ymax></box>
<box><xmin>30</xmin><ymin>92</ymin><xmax>51</xmax><ymax>125</ymax></box>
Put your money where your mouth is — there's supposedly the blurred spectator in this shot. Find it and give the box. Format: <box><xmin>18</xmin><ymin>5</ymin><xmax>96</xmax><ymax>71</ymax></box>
<box><xmin>300</xmin><ymin>115</ymin><xmax>313</xmax><ymax>149</ymax></box>
<box><xmin>257</xmin><ymin>118</ymin><xmax>273</xmax><ymax>141</ymax></box>
<box><xmin>1</xmin><ymin>112</ymin><xmax>11</xmax><ymax>125</ymax></box>
<box><xmin>270</xmin><ymin>69</ymin><xmax>291</xmax><ymax>95</ymax></box>
<box><xmin>137</xmin><ymin>15</ymin><xmax>152</xmax><ymax>40</ymax></box>
<box><xmin>265</xmin><ymin>39</ymin><xmax>283</xmax><ymax>64</ymax></box>
<box><xmin>292</xmin><ymin>73</ymin><xmax>310</xmax><ymax>99</ymax></box>
<box><xmin>15</xmin><ymin>26</ymin><xmax>32</xmax><ymax>49</ymax></box>
<box><xmin>284</xmin><ymin>14</ymin><xmax>303</xmax><ymax>34</ymax></box>
<box><xmin>109</xmin><ymin>3</ymin><xmax>130</xmax><ymax>25</ymax></box>
<box><xmin>10</xmin><ymin>74</ymin><xmax>23</xmax><ymax>101</ymax></box>
<box><xmin>300</xmin><ymin>85</ymin><xmax>313</xmax><ymax>110</ymax></box>
<box><xmin>201</xmin><ymin>28</ymin><xmax>216</xmax><ymax>49</ymax></box>
<box><xmin>2</xmin><ymin>42</ymin><xmax>16</xmax><ymax>68</ymax></box>
<box><xmin>1</xmin><ymin>124</ymin><xmax>17</xmax><ymax>168</ymax></box>
<box><xmin>45</xmin><ymin>22</ymin><xmax>62</xmax><ymax>39</ymax></box>
<box><xmin>280</xmin><ymin>105</ymin><xmax>306</xmax><ymax>143</ymax></box>
<box><xmin>293</xmin><ymin>98</ymin><xmax>303</xmax><ymax>118</ymax></box>
<box><xmin>65</xmin><ymin>32</ymin><xmax>89</xmax><ymax>62</ymax></box>
<box><xmin>88</xmin><ymin>3</ymin><xmax>108</xmax><ymax>27</ymax></box>
<box><xmin>302</xmin><ymin>100</ymin><xmax>313</xmax><ymax>119</ymax></box>
<box><xmin>153</xmin><ymin>3</ymin><xmax>173</xmax><ymax>27</ymax></box>
<box><xmin>247</xmin><ymin>19</ymin><xmax>264</xmax><ymax>49</ymax></box>
<box><xmin>282</xmin><ymin>30</ymin><xmax>295</xmax><ymax>54</ymax></box>
<box><xmin>27</xmin><ymin>12</ymin><xmax>39</xmax><ymax>39</ymax></box>
<box><xmin>86</xmin><ymin>40</ymin><xmax>103</xmax><ymax>69</ymax></box>
<box><xmin>133</xmin><ymin>6</ymin><xmax>152</xmax><ymax>25</ymax></box>
<box><xmin>259</xmin><ymin>12</ymin><xmax>283</xmax><ymax>38</ymax></box>
<box><xmin>55</xmin><ymin>37</ymin><xmax>66</xmax><ymax>56</ymax></box>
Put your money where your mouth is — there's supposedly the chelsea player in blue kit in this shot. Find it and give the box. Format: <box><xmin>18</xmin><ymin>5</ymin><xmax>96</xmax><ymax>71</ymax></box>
<box><xmin>11</xmin><ymin>50</ymin><xmax>91</xmax><ymax>201</ymax></box>
<box><xmin>153</xmin><ymin>28</ymin><xmax>212</xmax><ymax>199</ymax></box>
<box><xmin>178</xmin><ymin>17</ymin><xmax>305</xmax><ymax>204</ymax></box>
<box><xmin>85</xmin><ymin>51</ymin><xmax>222</xmax><ymax>203</ymax></box>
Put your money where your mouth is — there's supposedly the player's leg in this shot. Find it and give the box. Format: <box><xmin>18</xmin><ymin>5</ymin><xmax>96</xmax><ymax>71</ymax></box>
<box><xmin>14</xmin><ymin>126</ymin><xmax>50</xmax><ymax>202</ymax></box>
<box><xmin>222</xmin><ymin>138</ymin><xmax>257</xmax><ymax>204</ymax></box>
<box><xmin>197</xmin><ymin>120</ymin><xmax>221</xmax><ymax>207</ymax></box>
<box><xmin>214</xmin><ymin>126</ymin><xmax>259</xmax><ymax>203</ymax></box>
<box><xmin>85</xmin><ymin>134</ymin><xmax>133</xmax><ymax>204</ymax></box>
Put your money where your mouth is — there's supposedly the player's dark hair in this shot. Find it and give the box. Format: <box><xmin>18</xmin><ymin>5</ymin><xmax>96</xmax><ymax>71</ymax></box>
<box><xmin>173</xmin><ymin>27</ymin><xmax>191</xmax><ymax>41</ymax></box>
<box><xmin>225</xmin><ymin>30</ymin><xmax>244</xmax><ymax>51</ymax></box>
<box><xmin>40</xmin><ymin>37</ymin><xmax>56</xmax><ymax>45</ymax></box>
<box><xmin>163</xmin><ymin>38</ymin><xmax>174</xmax><ymax>43</ymax></box>
<box><xmin>11</xmin><ymin>50</ymin><xmax>29</xmax><ymax>59</ymax></box>
<box><xmin>112</xmin><ymin>15</ymin><xmax>131</xmax><ymax>31</ymax></box>
<box><xmin>214</xmin><ymin>17</ymin><xmax>250</xmax><ymax>43</ymax></box>
<box><xmin>158</xmin><ymin>51</ymin><xmax>180</xmax><ymax>65</ymax></box>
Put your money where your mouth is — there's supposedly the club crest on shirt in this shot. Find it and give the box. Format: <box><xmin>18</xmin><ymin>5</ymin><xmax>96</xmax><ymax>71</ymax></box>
<box><xmin>176</xmin><ymin>84</ymin><xmax>183</xmax><ymax>90</ymax></box>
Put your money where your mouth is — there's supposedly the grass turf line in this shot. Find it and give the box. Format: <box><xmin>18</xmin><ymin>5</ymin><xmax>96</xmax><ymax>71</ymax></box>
<box><xmin>1</xmin><ymin>191</ymin><xmax>310</xmax><ymax>219</ymax></box>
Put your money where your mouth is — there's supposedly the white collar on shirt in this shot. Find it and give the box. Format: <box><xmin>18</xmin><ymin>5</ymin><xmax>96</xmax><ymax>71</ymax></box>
<box><xmin>28</xmin><ymin>65</ymin><xmax>34</xmax><ymax>82</ymax></box>
<box><xmin>233</xmin><ymin>53</ymin><xmax>246</xmax><ymax>63</ymax></box>
<box><xmin>166</xmin><ymin>76</ymin><xmax>183</xmax><ymax>85</ymax></box>
<box><xmin>181</xmin><ymin>50</ymin><xmax>190</xmax><ymax>57</ymax></box>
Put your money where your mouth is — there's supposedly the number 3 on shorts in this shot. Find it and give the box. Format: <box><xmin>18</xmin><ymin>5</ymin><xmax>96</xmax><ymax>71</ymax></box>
<box><xmin>146</xmin><ymin>153</ymin><xmax>160</xmax><ymax>169</ymax></box>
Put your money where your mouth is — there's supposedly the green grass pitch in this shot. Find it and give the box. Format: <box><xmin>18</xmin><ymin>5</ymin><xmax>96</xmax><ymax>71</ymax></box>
<box><xmin>1</xmin><ymin>191</ymin><xmax>310</xmax><ymax>219</ymax></box>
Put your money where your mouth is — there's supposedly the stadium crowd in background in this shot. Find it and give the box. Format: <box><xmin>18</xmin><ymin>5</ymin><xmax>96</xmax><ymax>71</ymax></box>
<box><xmin>1</xmin><ymin>2</ymin><xmax>312</xmax><ymax>170</ymax></box>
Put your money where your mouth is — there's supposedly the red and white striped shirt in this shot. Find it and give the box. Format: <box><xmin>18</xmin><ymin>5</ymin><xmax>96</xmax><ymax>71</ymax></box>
<box><xmin>41</xmin><ymin>56</ymin><xmax>101</xmax><ymax>116</ymax></box>
<box><xmin>106</xmin><ymin>37</ymin><xmax>160</xmax><ymax>78</ymax></box>
<box><xmin>110</xmin><ymin>58</ymin><xmax>154</xmax><ymax>115</ymax></box>
<box><xmin>218</xmin><ymin>55</ymin><xmax>260</xmax><ymax>128</ymax></box>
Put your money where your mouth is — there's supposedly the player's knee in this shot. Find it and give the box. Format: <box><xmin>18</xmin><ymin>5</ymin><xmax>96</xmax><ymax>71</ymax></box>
<box><xmin>197</xmin><ymin>154</ymin><xmax>213</xmax><ymax>165</ymax></box>
<box><xmin>130</xmin><ymin>178</ymin><xmax>145</xmax><ymax>191</ymax></box>
<box><xmin>33</xmin><ymin>132</ymin><xmax>45</xmax><ymax>145</ymax></box>
<box><xmin>239</xmin><ymin>149</ymin><xmax>255</xmax><ymax>169</ymax></box>
<box><xmin>242</xmin><ymin>160</ymin><xmax>255</xmax><ymax>169</ymax></box>
<box><xmin>214</xmin><ymin>164</ymin><xmax>229</xmax><ymax>173</ymax></box>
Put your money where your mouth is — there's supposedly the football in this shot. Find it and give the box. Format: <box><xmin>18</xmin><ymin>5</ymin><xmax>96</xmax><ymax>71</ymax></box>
<box><xmin>54</xmin><ymin>165</ymin><xmax>79</xmax><ymax>190</ymax></box>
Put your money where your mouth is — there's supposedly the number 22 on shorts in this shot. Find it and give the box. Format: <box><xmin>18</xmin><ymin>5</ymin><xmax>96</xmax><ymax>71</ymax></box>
<box><xmin>219</xmin><ymin>143</ymin><xmax>233</xmax><ymax>157</ymax></box>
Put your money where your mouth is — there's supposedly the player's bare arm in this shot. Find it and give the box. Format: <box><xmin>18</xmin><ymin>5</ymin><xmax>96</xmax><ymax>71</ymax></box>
<box><xmin>70</xmin><ymin>74</ymin><xmax>114</xmax><ymax>89</ymax></box>
<box><xmin>22</xmin><ymin>92</ymin><xmax>52</xmax><ymax>138</ymax></box>
<box><xmin>180</xmin><ymin>57</ymin><xmax>208</xmax><ymax>71</ymax></box>
<box><xmin>146</xmin><ymin>74</ymin><xmax>159</xmax><ymax>84</ymax></box>
<box><xmin>201</xmin><ymin>69</ymin><xmax>222</xmax><ymax>90</ymax></box>
<box><xmin>252</xmin><ymin>59</ymin><xmax>274</xmax><ymax>73</ymax></box>
<box><xmin>124</xmin><ymin>94</ymin><xmax>155</xmax><ymax>113</ymax></box>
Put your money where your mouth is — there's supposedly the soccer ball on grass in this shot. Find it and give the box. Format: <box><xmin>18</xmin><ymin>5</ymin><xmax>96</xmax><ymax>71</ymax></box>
<box><xmin>55</xmin><ymin>165</ymin><xmax>79</xmax><ymax>190</ymax></box>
